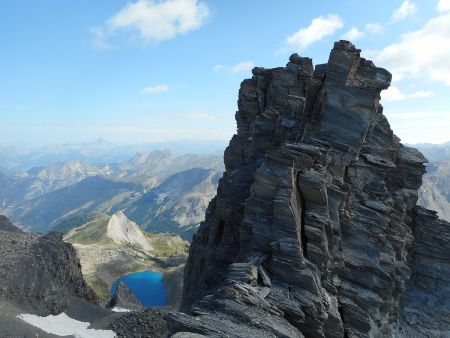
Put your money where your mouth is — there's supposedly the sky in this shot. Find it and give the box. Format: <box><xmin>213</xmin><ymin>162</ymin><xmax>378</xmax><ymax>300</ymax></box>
<box><xmin>1</xmin><ymin>0</ymin><xmax>449</xmax><ymax>147</ymax></box>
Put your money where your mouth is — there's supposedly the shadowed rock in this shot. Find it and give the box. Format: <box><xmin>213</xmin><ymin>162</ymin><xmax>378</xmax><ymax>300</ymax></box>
<box><xmin>0</xmin><ymin>215</ymin><xmax>21</xmax><ymax>232</ymax></box>
<box><xmin>0</xmin><ymin>216</ymin><xmax>98</xmax><ymax>315</ymax></box>
<box><xmin>166</xmin><ymin>41</ymin><xmax>450</xmax><ymax>337</ymax></box>
<box><xmin>106</xmin><ymin>282</ymin><xmax>143</xmax><ymax>311</ymax></box>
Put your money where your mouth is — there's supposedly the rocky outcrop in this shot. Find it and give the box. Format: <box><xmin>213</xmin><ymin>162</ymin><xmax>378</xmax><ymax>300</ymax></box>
<box><xmin>0</xmin><ymin>216</ymin><xmax>98</xmax><ymax>315</ymax></box>
<box><xmin>106</xmin><ymin>282</ymin><xmax>143</xmax><ymax>311</ymax></box>
<box><xmin>104</xmin><ymin>309</ymin><xmax>170</xmax><ymax>338</ymax></box>
<box><xmin>167</xmin><ymin>41</ymin><xmax>450</xmax><ymax>337</ymax></box>
<box><xmin>0</xmin><ymin>214</ymin><xmax>20</xmax><ymax>232</ymax></box>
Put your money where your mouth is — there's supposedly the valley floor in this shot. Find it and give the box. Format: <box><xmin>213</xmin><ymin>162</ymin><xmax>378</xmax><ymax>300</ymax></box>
<box><xmin>73</xmin><ymin>241</ymin><xmax>186</xmax><ymax>306</ymax></box>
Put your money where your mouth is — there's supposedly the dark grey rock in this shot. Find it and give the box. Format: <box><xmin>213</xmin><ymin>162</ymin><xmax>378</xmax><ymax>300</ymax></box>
<box><xmin>399</xmin><ymin>207</ymin><xmax>450</xmax><ymax>337</ymax></box>
<box><xmin>0</xmin><ymin>217</ymin><xmax>98</xmax><ymax>316</ymax></box>
<box><xmin>0</xmin><ymin>214</ymin><xmax>20</xmax><ymax>232</ymax></box>
<box><xmin>167</xmin><ymin>41</ymin><xmax>449</xmax><ymax>337</ymax></box>
<box><xmin>106</xmin><ymin>281</ymin><xmax>143</xmax><ymax>311</ymax></box>
<box><xmin>104</xmin><ymin>309</ymin><xmax>170</xmax><ymax>338</ymax></box>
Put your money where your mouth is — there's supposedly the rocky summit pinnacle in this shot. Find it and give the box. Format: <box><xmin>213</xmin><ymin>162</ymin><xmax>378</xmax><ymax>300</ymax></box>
<box><xmin>168</xmin><ymin>41</ymin><xmax>450</xmax><ymax>337</ymax></box>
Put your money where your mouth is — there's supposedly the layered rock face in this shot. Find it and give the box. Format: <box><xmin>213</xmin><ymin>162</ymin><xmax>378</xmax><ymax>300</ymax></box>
<box><xmin>399</xmin><ymin>207</ymin><xmax>450</xmax><ymax>337</ymax></box>
<box><xmin>169</xmin><ymin>41</ymin><xmax>450</xmax><ymax>337</ymax></box>
<box><xmin>0</xmin><ymin>216</ymin><xmax>97</xmax><ymax>315</ymax></box>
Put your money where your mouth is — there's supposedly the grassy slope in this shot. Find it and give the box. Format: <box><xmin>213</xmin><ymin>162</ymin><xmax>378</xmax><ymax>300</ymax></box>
<box><xmin>64</xmin><ymin>213</ymin><xmax>112</xmax><ymax>245</ymax></box>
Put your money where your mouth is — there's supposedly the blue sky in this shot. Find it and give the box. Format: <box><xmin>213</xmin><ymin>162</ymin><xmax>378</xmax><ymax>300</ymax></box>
<box><xmin>1</xmin><ymin>0</ymin><xmax>449</xmax><ymax>147</ymax></box>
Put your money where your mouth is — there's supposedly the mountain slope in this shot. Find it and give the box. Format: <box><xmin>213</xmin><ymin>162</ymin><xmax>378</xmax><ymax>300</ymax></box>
<box><xmin>0</xmin><ymin>151</ymin><xmax>223</xmax><ymax>236</ymax></box>
<box><xmin>124</xmin><ymin>168</ymin><xmax>221</xmax><ymax>238</ymax></box>
<box><xmin>415</xmin><ymin>142</ymin><xmax>450</xmax><ymax>162</ymax></box>
<box><xmin>106</xmin><ymin>211</ymin><xmax>151</xmax><ymax>250</ymax></box>
<box><xmin>418</xmin><ymin>160</ymin><xmax>450</xmax><ymax>221</ymax></box>
<box><xmin>10</xmin><ymin>176</ymin><xmax>141</xmax><ymax>232</ymax></box>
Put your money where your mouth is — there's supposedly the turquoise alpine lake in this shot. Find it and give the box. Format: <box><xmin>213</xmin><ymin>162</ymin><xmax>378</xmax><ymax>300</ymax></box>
<box><xmin>111</xmin><ymin>271</ymin><xmax>167</xmax><ymax>306</ymax></box>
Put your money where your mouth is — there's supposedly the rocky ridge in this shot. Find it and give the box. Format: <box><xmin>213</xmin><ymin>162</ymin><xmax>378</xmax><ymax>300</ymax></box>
<box><xmin>0</xmin><ymin>216</ymin><xmax>98</xmax><ymax>316</ymax></box>
<box><xmin>168</xmin><ymin>41</ymin><xmax>450</xmax><ymax>337</ymax></box>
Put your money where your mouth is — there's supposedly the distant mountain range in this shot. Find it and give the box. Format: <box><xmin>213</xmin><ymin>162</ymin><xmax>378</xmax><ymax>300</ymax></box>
<box><xmin>0</xmin><ymin>150</ymin><xmax>223</xmax><ymax>239</ymax></box>
<box><xmin>415</xmin><ymin>143</ymin><xmax>450</xmax><ymax>222</ymax></box>
<box><xmin>412</xmin><ymin>141</ymin><xmax>450</xmax><ymax>162</ymax></box>
<box><xmin>418</xmin><ymin>160</ymin><xmax>450</xmax><ymax>222</ymax></box>
<box><xmin>1</xmin><ymin>139</ymin><xmax>448</xmax><ymax>237</ymax></box>
<box><xmin>0</xmin><ymin>138</ymin><xmax>228</xmax><ymax>172</ymax></box>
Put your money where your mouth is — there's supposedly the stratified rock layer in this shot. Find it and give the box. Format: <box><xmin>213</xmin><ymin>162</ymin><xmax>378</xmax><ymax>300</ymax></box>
<box><xmin>169</xmin><ymin>41</ymin><xmax>450</xmax><ymax>337</ymax></box>
<box><xmin>0</xmin><ymin>216</ymin><xmax>98</xmax><ymax>315</ymax></box>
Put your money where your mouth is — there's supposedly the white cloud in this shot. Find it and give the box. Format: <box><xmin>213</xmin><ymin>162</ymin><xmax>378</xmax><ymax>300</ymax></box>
<box><xmin>213</xmin><ymin>64</ymin><xmax>225</xmax><ymax>72</ymax></box>
<box><xmin>285</xmin><ymin>14</ymin><xmax>344</xmax><ymax>51</ymax></box>
<box><xmin>373</xmin><ymin>13</ymin><xmax>450</xmax><ymax>85</ymax></box>
<box><xmin>92</xmin><ymin>0</ymin><xmax>209</xmax><ymax>48</ymax></box>
<box><xmin>141</xmin><ymin>84</ymin><xmax>169</xmax><ymax>94</ymax></box>
<box><xmin>186</xmin><ymin>113</ymin><xmax>217</xmax><ymax>120</ymax></box>
<box><xmin>438</xmin><ymin>0</ymin><xmax>450</xmax><ymax>12</ymax></box>
<box><xmin>230</xmin><ymin>61</ymin><xmax>255</xmax><ymax>73</ymax></box>
<box><xmin>341</xmin><ymin>27</ymin><xmax>364</xmax><ymax>41</ymax></box>
<box><xmin>387</xmin><ymin>111</ymin><xmax>450</xmax><ymax>119</ymax></box>
<box><xmin>385</xmin><ymin>111</ymin><xmax>450</xmax><ymax>144</ymax></box>
<box><xmin>381</xmin><ymin>86</ymin><xmax>433</xmax><ymax>101</ymax></box>
<box><xmin>214</xmin><ymin>61</ymin><xmax>255</xmax><ymax>73</ymax></box>
<box><xmin>392</xmin><ymin>0</ymin><xmax>417</xmax><ymax>22</ymax></box>
<box><xmin>365</xmin><ymin>23</ymin><xmax>383</xmax><ymax>34</ymax></box>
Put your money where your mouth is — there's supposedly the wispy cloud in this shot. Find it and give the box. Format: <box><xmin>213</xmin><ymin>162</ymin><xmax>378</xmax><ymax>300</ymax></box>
<box><xmin>285</xmin><ymin>14</ymin><xmax>344</xmax><ymax>51</ymax></box>
<box><xmin>341</xmin><ymin>27</ymin><xmax>364</xmax><ymax>41</ymax></box>
<box><xmin>381</xmin><ymin>86</ymin><xmax>433</xmax><ymax>101</ymax></box>
<box><xmin>141</xmin><ymin>84</ymin><xmax>169</xmax><ymax>94</ymax></box>
<box><xmin>391</xmin><ymin>0</ymin><xmax>417</xmax><ymax>22</ymax></box>
<box><xmin>186</xmin><ymin>113</ymin><xmax>217</xmax><ymax>120</ymax></box>
<box><xmin>365</xmin><ymin>23</ymin><xmax>383</xmax><ymax>34</ymax></box>
<box><xmin>213</xmin><ymin>64</ymin><xmax>225</xmax><ymax>72</ymax></box>
<box><xmin>386</xmin><ymin>111</ymin><xmax>450</xmax><ymax>119</ymax></box>
<box><xmin>91</xmin><ymin>0</ymin><xmax>209</xmax><ymax>49</ymax></box>
<box><xmin>372</xmin><ymin>12</ymin><xmax>450</xmax><ymax>85</ymax></box>
<box><xmin>213</xmin><ymin>61</ymin><xmax>255</xmax><ymax>73</ymax></box>
<box><xmin>230</xmin><ymin>61</ymin><xmax>255</xmax><ymax>73</ymax></box>
<box><xmin>438</xmin><ymin>0</ymin><xmax>450</xmax><ymax>12</ymax></box>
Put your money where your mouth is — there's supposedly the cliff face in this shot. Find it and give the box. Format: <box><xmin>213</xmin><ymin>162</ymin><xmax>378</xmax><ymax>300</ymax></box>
<box><xmin>169</xmin><ymin>41</ymin><xmax>450</xmax><ymax>337</ymax></box>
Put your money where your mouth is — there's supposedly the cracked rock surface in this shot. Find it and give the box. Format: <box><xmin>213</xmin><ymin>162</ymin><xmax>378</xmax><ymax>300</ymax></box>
<box><xmin>168</xmin><ymin>41</ymin><xmax>450</xmax><ymax>337</ymax></box>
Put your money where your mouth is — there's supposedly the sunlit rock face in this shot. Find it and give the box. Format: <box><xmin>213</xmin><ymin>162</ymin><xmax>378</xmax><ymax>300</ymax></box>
<box><xmin>168</xmin><ymin>41</ymin><xmax>450</xmax><ymax>337</ymax></box>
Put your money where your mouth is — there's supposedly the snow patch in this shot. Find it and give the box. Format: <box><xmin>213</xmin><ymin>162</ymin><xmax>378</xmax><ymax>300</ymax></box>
<box><xmin>17</xmin><ymin>312</ymin><xmax>116</xmax><ymax>338</ymax></box>
<box><xmin>112</xmin><ymin>307</ymin><xmax>132</xmax><ymax>313</ymax></box>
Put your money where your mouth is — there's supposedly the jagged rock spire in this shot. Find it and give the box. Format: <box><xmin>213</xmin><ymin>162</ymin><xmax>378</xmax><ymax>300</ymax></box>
<box><xmin>169</xmin><ymin>41</ymin><xmax>450</xmax><ymax>338</ymax></box>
